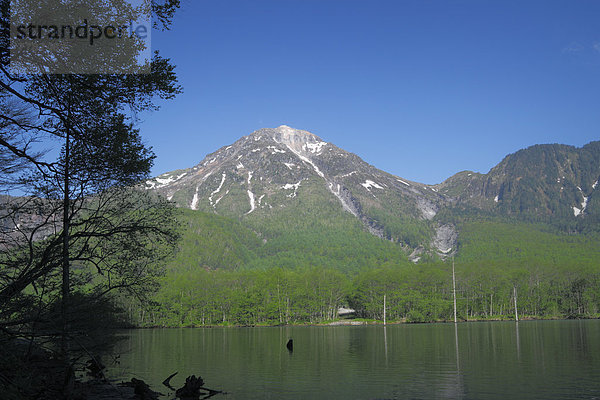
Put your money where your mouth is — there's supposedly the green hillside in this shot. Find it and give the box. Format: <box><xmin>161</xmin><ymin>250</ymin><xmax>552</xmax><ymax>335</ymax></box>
<box><xmin>131</xmin><ymin>209</ymin><xmax>600</xmax><ymax>327</ymax></box>
<box><xmin>168</xmin><ymin>209</ymin><xmax>262</xmax><ymax>272</ymax></box>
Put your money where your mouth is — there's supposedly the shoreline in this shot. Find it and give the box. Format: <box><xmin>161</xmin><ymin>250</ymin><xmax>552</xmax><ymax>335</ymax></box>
<box><xmin>130</xmin><ymin>315</ymin><xmax>600</xmax><ymax>329</ymax></box>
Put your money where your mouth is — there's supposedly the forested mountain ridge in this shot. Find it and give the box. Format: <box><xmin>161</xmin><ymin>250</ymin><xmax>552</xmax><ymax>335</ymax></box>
<box><xmin>437</xmin><ymin>141</ymin><xmax>600</xmax><ymax>223</ymax></box>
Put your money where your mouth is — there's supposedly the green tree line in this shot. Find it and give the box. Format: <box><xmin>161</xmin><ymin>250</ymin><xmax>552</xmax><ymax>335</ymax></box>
<box><xmin>126</xmin><ymin>215</ymin><xmax>600</xmax><ymax>327</ymax></box>
<box><xmin>129</xmin><ymin>261</ymin><xmax>600</xmax><ymax>327</ymax></box>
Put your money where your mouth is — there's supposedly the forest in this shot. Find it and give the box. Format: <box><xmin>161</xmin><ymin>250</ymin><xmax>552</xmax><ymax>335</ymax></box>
<box><xmin>126</xmin><ymin>213</ymin><xmax>600</xmax><ymax>327</ymax></box>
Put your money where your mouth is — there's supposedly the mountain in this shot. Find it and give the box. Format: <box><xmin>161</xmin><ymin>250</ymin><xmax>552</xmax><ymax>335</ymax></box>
<box><xmin>146</xmin><ymin>126</ymin><xmax>600</xmax><ymax>259</ymax></box>
<box><xmin>146</xmin><ymin>125</ymin><xmax>452</xmax><ymax>258</ymax></box>
<box><xmin>437</xmin><ymin>141</ymin><xmax>600</xmax><ymax>227</ymax></box>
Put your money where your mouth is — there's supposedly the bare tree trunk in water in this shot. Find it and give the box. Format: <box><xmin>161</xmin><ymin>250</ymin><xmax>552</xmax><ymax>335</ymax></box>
<box><xmin>452</xmin><ymin>258</ymin><xmax>457</xmax><ymax>323</ymax></box>
<box><xmin>514</xmin><ymin>286</ymin><xmax>519</xmax><ymax>322</ymax></box>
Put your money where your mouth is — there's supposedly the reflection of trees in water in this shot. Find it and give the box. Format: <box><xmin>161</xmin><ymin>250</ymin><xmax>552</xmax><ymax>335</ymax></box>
<box><xmin>375</xmin><ymin>324</ymin><xmax>466</xmax><ymax>400</ymax></box>
<box><xmin>433</xmin><ymin>323</ymin><xmax>465</xmax><ymax>399</ymax></box>
<box><xmin>383</xmin><ymin>325</ymin><xmax>388</xmax><ymax>365</ymax></box>
<box><xmin>516</xmin><ymin>322</ymin><xmax>520</xmax><ymax>360</ymax></box>
<box><xmin>109</xmin><ymin>322</ymin><xmax>600</xmax><ymax>399</ymax></box>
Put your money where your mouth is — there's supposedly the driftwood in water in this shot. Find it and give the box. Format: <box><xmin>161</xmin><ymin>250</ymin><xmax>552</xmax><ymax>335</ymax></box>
<box><xmin>175</xmin><ymin>374</ymin><xmax>223</xmax><ymax>399</ymax></box>
<box><xmin>175</xmin><ymin>375</ymin><xmax>204</xmax><ymax>398</ymax></box>
<box><xmin>120</xmin><ymin>378</ymin><xmax>161</xmax><ymax>400</ymax></box>
<box><xmin>162</xmin><ymin>371</ymin><xmax>178</xmax><ymax>390</ymax></box>
<box><xmin>286</xmin><ymin>339</ymin><xmax>293</xmax><ymax>352</ymax></box>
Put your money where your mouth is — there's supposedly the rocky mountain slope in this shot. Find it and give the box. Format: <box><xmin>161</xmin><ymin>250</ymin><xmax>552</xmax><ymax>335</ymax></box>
<box><xmin>437</xmin><ymin>141</ymin><xmax>600</xmax><ymax>221</ymax></box>
<box><xmin>146</xmin><ymin>126</ymin><xmax>600</xmax><ymax>259</ymax></box>
<box><xmin>146</xmin><ymin>125</ymin><xmax>452</xmax><ymax>256</ymax></box>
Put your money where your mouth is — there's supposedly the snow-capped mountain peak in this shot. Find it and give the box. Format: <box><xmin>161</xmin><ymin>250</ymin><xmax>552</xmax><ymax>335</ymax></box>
<box><xmin>145</xmin><ymin>126</ymin><xmax>448</xmax><ymax>255</ymax></box>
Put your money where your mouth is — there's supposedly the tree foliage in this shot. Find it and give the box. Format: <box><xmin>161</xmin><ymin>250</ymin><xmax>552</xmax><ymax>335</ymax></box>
<box><xmin>135</xmin><ymin>213</ymin><xmax>600</xmax><ymax>327</ymax></box>
<box><xmin>0</xmin><ymin>2</ymin><xmax>182</xmax><ymax>396</ymax></box>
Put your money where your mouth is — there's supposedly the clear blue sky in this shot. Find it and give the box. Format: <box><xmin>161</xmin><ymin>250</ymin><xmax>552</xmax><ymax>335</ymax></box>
<box><xmin>140</xmin><ymin>0</ymin><xmax>600</xmax><ymax>184</ymax></box>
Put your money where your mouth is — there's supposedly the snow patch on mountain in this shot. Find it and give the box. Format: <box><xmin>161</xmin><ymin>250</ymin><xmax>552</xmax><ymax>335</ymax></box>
<box><xmin>146</xmin><ymin>172</ymin><xmax>188</xmax><ymax>189</ymax></box>
<box><xmin>282</xmin><ymin>182</ymin><xmax>301</xmax><ymax>190</ymax></box>
<box><xmin>304</xmin><ymin>141</ymin><xmax>327</xmax><ymax>153</ymax></box>
<box><xmin>282</xmin><ymin>180</ymin><xmax>303</xmax><ymax>198</ymax></box>
<box><xmin>284</xmin><ymin>162</ymin><xmax>296</xmax><ymax>170</ymax></box>
<box><xmin>574</xmin><ymin>186</ymin><xmax>589</xmax><ymax>216</ymax></box>
<box><xmin>209</xmin><ymin>173</ymin><xmax>226</xmax><ymax>208</ymax></box>
<box><xmin>361</xmin><ymin>180</ymin><xmax>384</xmax><ymax>191</ymax></box>
<box><xmin>397</xmin><ymin>179</ymin><xmax>410</xmax><ymax>186</ymax></box>
<box><xmin>339</xmin><ymin>171</ymin><xmax>357</xmax><ymax>178</ymax></box>
<box><xmin>215</xmin><ymin>189</ymin><xmax>229</xmax><ymax>206</ymax></box>
<box><xmin>191</xmin><ymin>187</ymin><xmax>200</xmax><ymax>210</ymax></box>
<box><xmin>272</xmin><ymin>128</ymin><xmax>387</xmax><ymax>227</ymax></box>
<box><xmin>267</xmin><ymin>146</ymin><xmax>286</xmax><ymax>154</ymax></box>
<box><xmin>246</xmin><ymin>190</ymin><xmax>256</xmax><ymax>214</ymax></box>
<box><xmin>163</xmin><ymin>172</ymin><xmax>187</xmax><ymax>182</ymax></box>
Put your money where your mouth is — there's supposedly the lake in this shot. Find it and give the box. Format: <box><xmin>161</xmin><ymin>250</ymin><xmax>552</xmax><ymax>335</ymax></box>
<box><xmin>108</xmin><ymin>320</ymin><xmax>600</xmax><ymax>399</ymax></box>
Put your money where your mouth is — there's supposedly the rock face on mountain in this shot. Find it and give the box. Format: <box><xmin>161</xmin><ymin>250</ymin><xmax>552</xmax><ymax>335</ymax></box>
<box><xmin>146</xmin><ymin>126</ymin><xmax>600</xmax><ymax>258</ymax></box>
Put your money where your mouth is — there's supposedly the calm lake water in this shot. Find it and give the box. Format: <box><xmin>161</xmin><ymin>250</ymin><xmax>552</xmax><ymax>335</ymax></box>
<box><xmin>108</xmin><ymin>320</ymin><xmax>600</xmax><ymax>399</ymax></box>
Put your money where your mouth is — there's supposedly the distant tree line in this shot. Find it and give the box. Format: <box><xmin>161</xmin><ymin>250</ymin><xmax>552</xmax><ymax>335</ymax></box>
<box><xmin>128</xmin><ymin>262</ymin><xmax>599</xmax><ymax>327</ymax></box>
<box><xmin>125</xmin><ymin>218</ymin><xmax>600</xmax><ymax>327</ymax></box>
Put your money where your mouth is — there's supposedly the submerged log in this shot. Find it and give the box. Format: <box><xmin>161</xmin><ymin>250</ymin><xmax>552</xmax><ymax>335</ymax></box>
<box><xmin>175</xmin><ymin>374</ymin><xmax>223</xmax><ymax>399</ymax></box>
<box><xmin>175</xmin><ymin>375</ymin><xmax>204</xmax><ymax>398</ymax></box>
<box><xmin>120</xmin><ymin>378</ymin><xmax>161</xmax><ymax>400</ymax></box>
